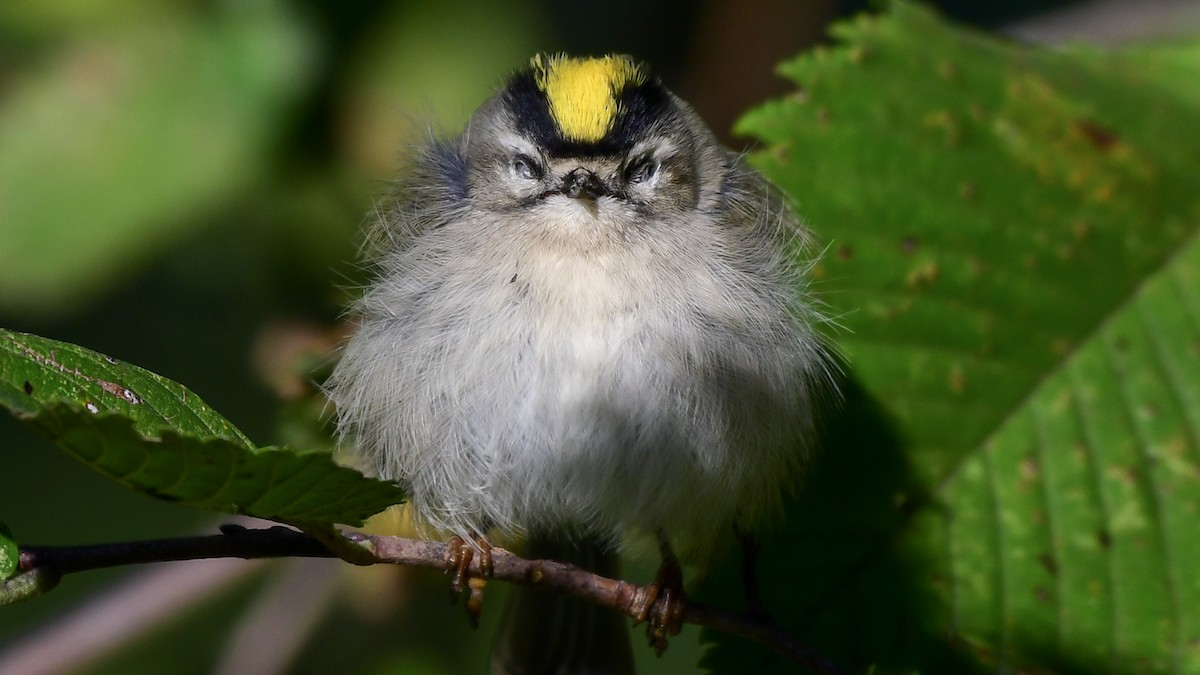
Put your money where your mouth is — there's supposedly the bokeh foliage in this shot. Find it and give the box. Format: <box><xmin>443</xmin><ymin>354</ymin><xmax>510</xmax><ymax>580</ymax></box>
<box><xmin>0</xmin><ymin>2</ymin><xmax>312</xmax><ymax>314</ymax></box>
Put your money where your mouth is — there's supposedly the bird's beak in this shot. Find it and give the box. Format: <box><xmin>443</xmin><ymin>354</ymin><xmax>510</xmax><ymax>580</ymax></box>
<box><xmin>560</xmin><ymin>168</ymin><xmax>612</xmax><ymax>200</ymax></box>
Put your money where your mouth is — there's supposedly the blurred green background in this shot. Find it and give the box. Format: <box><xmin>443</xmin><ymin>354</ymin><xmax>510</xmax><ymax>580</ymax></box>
<box><xmin>0</xmin><ymin>0</ymin><xmax>1162</xmax><ymax>673</ymax></box>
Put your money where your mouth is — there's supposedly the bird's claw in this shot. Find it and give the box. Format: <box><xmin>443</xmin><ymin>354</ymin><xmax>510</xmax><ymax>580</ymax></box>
<box><xmin>445</xmin><ymin>535</ymin><xmax>493</xmax><ymax>628</ymax></box>
<box><xmin>634</xmin><ymin>557</ymin><xmax>686</xmax><ymax>655</ymax></box>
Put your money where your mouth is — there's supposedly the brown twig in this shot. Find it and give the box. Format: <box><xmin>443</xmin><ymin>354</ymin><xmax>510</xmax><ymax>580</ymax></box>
<box><xmin>15</xmin><ymin>526</ymin><xmax>848</xmax><ymax>675</ymax></box>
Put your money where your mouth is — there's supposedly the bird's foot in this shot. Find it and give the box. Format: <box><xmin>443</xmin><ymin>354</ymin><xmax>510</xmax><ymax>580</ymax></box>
<box><xmin>446</xmin><ymin>535</ymin><xmax>493</xmax><ymax>628</ymax></box>
<box><xmin>634</xmin><ymin>554</ymin><xmax>686</xmax><ymax>655</ymax></box>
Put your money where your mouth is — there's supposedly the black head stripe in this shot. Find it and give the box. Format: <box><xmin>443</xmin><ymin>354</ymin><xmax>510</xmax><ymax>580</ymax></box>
<box><xmin>503</xmin><ymin>70</ymin><xmax>558</xmax><ymax>151</ymax></box>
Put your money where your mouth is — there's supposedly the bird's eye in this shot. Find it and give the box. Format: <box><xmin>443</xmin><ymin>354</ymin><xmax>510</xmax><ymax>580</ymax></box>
<box><xmin>626</xmin><ymin>157</ymin><xmax>657</xmax><ymax>184</ymax></box>
<box><xmin>512</xmin><ymin>154</ymin><xmax>542</xmax><ymax>180</ymax></box>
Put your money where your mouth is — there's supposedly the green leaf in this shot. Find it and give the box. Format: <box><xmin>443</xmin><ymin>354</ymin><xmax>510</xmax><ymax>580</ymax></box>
<box><xmin>0</xmin><ymin>521</ymin><xmax>16</xmax><ymax>580</ymax></box>
<box><xmin>702</xmin><ymin>4</ymin><xmax>1200</xmax><ymax>674</ymax></box>
<box><xmin>0</xmin><ymin>328</ymin><xmax>404</xmax><ymax>526</ymax></box>
<box><xmin>0</xmin><ymin>328</ymin><xmax>252</xmax><ymax>445</ymax></box>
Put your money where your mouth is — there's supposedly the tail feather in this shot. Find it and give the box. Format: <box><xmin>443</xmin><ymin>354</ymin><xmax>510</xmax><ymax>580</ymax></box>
<box><xmin>489</xmin><ymin>535</ymin><xmax>635</xmax><ymax>675</ymax></box>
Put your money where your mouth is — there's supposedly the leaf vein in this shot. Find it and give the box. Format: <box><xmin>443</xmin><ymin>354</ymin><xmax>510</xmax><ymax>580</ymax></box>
<box><xmin>1029</xmin><ymin>404</ymin><xmax>1065</xmax><ymax>657</ymax></box>
<box><xmin>1113</xmin><ymin>310</ymin><xmax>1183</xmax><ymax>672</ymax></box>
<box><xmin>983</xmin><ymin>444</ymin><xmax>1010</xmax><ymax>667</ymax></box>
<box><xmin>1068</xmin><ymin>361</ymin><xmax>1120</xmax><ymax>674</ymax></box>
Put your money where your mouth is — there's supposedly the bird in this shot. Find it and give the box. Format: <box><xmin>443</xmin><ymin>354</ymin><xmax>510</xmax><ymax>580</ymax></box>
<box><xmin>325</xmin><ymin>53</ymin><xmax>835</xmax><ymax>674</ymax></box>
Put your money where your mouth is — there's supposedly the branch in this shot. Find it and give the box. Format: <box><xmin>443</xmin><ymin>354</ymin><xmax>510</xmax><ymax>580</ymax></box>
<box><xmin>12</xmin><ymin>526</ymin><xmax>847</xmax><ymax>675</ymax></box>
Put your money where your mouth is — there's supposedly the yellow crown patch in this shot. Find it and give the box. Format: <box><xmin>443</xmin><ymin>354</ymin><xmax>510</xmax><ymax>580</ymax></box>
<box><xmin>532</xmin><ymin>54</ymin><xmax>646</xmax><ymax>143</ymax></box>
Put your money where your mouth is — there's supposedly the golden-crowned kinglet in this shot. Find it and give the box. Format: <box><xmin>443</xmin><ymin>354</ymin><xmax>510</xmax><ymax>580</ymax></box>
<box><xmin>326</xmin><ymin>54</ymin><xmax>834</xmax><ymax>673</ymax></box>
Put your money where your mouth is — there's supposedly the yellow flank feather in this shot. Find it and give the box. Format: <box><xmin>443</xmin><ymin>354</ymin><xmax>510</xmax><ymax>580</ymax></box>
<box><xmin>532</xmin><ymin>54</ymin><xmax>646</xmax><ymax>142</ymax></box>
